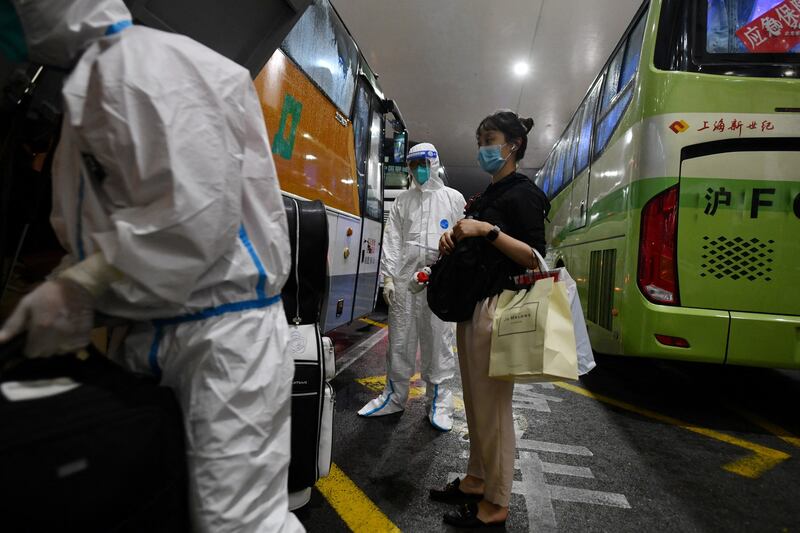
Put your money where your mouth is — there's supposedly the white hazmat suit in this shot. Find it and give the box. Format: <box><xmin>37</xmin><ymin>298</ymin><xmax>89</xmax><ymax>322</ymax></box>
<box><xmin>358</xmin><ymin>143</ymin><xmax>465</xmax><ymax>431</ymax></box>
<box><xmin>0</xmin><ymin>1</ymin><xmax>304</xmax><ymax>531</ymax></box>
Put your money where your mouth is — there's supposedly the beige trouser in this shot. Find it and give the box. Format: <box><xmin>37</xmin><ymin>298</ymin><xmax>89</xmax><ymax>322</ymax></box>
<box><xmin>456</xmin><ymin>296</ymin><xmax>515</xmax><ymax>507</ymax></box>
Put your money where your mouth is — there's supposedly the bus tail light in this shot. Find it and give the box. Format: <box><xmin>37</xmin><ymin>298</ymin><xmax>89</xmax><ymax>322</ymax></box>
<box><xmin>655</xmin><ymin>334</ymin><xmax>690</xmax><ymax>348</ymax></box>
<box><xmin>638</xmin><ymin>185</ymin><xmax>679</xmax><ymax>305</ymax></box>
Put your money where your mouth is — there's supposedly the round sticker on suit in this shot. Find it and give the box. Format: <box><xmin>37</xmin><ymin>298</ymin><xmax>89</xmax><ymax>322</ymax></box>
<box><xmin>440</xmin><ymin>219</ymin><xmax>449</xmax><ymax>230</ymax></box>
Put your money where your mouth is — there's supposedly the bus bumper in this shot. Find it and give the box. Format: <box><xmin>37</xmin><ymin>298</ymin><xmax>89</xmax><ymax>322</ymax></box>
<box><xmin>623</xmin><ymin>295</ymin><xmax>800</xmax><ymax>368</ymax></box>
<box><xmin>624</xmin><ymin>299</ymin><xmax>729</xmax><ymax>364</ymax></box>
<box><xmin>726</xmin><ymin>312</ymin><xmax>800</xmax><ymax>369</ymax></box>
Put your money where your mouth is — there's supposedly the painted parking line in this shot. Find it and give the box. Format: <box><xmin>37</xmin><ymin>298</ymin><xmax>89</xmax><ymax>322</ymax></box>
<box><xmin>554</xmin><ymin>381</ymin><xmax>791</xmax><ymax>479</ymax></box>
<box><xmin>733</xmin><ymin>408</ymin><xmax>800</xmax><ymax>449</ymax></box>
<box><xmin>359</xmin><ymin>317</ymin><xmax>388</xmax><ymax>329</ymax></box>
<box><xmin>315</xmin><ymin>463</ymin><xmax>400</xmax><ymax>533</ymax></box>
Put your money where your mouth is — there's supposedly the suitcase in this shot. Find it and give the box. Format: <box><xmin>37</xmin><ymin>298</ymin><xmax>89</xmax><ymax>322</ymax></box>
<box><xmin>0</xmin><ymin>338</ymin><xmax>190</xmax><ymax>532</ymax></box>
<box><xmin>282</xmin><ymin>197</ymin><xmax>335</xmax><ymax>510</ymax></box>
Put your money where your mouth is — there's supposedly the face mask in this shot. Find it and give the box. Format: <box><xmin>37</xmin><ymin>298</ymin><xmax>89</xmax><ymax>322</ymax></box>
<box><xmin>412</xmin><ymin>164</ymin><xmax>430</xmax><ymax>185</ymax></box>
<box><xmin>478</xmin><ymin>144</ymin><xmax>511</xmax><ymax>175</ymax></box>
<box><xmin>0</xmin><ymin>0</ymin><xmax>28</xmax><ymax>63</ymax></box>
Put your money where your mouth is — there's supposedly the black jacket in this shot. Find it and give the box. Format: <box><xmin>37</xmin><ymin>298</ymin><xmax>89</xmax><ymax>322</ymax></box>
<box><xmin>465</xmin><ymin>172</ymin><xmax>550</xmax><ymax>299</ymax></box>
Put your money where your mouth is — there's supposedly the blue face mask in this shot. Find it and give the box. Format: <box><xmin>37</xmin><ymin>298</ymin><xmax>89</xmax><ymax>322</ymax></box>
<box><xmin>0</xmin><ymin>0</ymin><xmax>28</xmax><ymax>63</ymax></box>
<box><xmin>413</xmin><ymin>164</ymin><xmax>430</xmax><ymax>185</ymax></box>
<box><xmin>478</xmin><ymin>144</ymin><xmax>510</xmax><ymax>174</ymax></box>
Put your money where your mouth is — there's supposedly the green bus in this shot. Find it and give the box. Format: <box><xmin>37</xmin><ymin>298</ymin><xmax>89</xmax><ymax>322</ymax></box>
<box><xmin>535</xmin><ymin>0</ymin><xmax>800</xmax><ymax>368</ymax></box>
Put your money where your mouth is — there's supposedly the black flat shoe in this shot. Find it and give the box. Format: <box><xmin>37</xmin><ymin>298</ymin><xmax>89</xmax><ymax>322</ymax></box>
<box><xmin>443</xmin><ymin>503</ymin><xmax>506</xmax><ymax>530</ymax></box>
<box><xmin>429</xmin><ymin>478</ymin><xmax>483</xmax><ymax>505</ymax></box>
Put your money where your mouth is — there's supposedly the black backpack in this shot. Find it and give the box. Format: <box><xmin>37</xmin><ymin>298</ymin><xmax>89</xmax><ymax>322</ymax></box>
<box><xmin>426</xmin><ymin>173</ymin><xmax>550</xmax><ymax>323</ymax></box>
<box><xmin>427</xmin><ymin>234</ymin><xmax>496</xmax><ymax>323</ymax></box>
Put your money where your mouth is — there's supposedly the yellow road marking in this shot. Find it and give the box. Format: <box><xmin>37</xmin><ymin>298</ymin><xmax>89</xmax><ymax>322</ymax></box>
<box><xmin>554</xmin><ymin>381</ymin><xmax>791</xmax><ymax>479</ymax></box>
<box><xmin>734</xmin><ymin>409</ymin><xmax>800</xmax><ymax>449</ymax></box>
<box><xmin>315</xmin><ymin>463</ymin><xmax>400</xmax><ymax>533</ymax></box>
<box><xmin>359</xmin><ymin>317</ymin><xmax>388</xmax><ymax>329</ymax></box>
<box><xmin>357</xmin><ymin>372</ymin><xmax>465</xmax><ymax>411</ymax></box>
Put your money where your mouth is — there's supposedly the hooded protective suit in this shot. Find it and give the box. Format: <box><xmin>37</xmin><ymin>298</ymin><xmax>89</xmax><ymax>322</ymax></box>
<box><xmin>358</xmin><ymin>143</ymin><xmax>465</xmax><ymax>431</ymax></box>
<box><xmin>0</xmin><ymin>1</ymin><xmax>303</xmax><ymax>531</ymax></box>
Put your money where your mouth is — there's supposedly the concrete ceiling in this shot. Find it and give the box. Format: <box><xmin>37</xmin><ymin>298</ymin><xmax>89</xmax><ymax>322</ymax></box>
<box><xmin>333</xmin><ymin>0</ymin><xmax>643</xmax><ymax>198</ymax></box>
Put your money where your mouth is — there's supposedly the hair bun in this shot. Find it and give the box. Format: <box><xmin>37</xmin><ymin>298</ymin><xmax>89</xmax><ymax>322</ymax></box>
<box><xmin>521</xmin><ymin>117</ymin><xmax>535</xmax><ymax>133</ymax></box>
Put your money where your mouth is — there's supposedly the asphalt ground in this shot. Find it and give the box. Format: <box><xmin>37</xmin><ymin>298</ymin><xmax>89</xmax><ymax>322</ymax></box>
<box><xmin>297</xmin><ymin>311</ymin><xmax>800</xmax><ymax>532</ymax></box>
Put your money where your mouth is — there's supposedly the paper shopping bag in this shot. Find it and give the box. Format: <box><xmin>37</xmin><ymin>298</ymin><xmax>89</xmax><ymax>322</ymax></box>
<box><xmin>489</xmin><ymin>276</ymin><xmax>579</xmax><ymax>382</ymax></box>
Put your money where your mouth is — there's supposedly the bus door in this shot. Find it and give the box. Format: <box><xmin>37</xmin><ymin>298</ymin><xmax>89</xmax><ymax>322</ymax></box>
<box><xmin>568</xmin><ymin>78</ymin><xmax>603</xmax><ymax>231</ymax></box>
<box><xmin>351</xmin><ymin>79</ymin><xmax>384</xmax><ymax>319</ymax></box>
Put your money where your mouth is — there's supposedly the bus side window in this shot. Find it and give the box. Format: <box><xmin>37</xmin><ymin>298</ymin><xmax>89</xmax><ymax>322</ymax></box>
<box><xmin>542</xmin><ymin>158</ymin><xmax>553</xmax><ymax>198</ymax></box>
<box><xmin>281</xmin><ymin>0</ymin><xmax>358</xmax><ymax>115</ymax></box>
<box><xmin>620</xmin><ymin>14</ymin><xmax>647</xmax><ymax>88</ymax></box>
<box><xmin>594</xmin><ymin>12</ymin><xmax>646</xmax><ymax>159</ymax></box>
<box><xmin>599</xmin><ymin>45</ymin><xmax>625</xmax><ymax>115</ymax></box>
<box><xmin>563</xmin><ymin>119</ymin><xmax>579</xmax><ymax>188</ymax></box>
<box><xmin>576</xmin><ymin>79</ymin><xmax>602</xmax><ymax>175</ymax></box>
<box><xmin>364</xmin><ymin>93</ymin><xmax>383</xmax><ymax>221</ymax></box>
<box><xmin>552</xmin><ymin>142</ymin><xmax>566</xmax><ymax>195</ymax></box>
<box><xmin>353</xmin><ymin>82</ymin><xmax>371</xmax><ymax>211</ymax></box>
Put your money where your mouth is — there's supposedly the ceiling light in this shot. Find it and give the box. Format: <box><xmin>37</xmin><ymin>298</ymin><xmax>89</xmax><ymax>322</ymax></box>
<box><xmin>513</xmin><ymin>61</ymin><xmax>530</xmax><ymax>77</ymax></box>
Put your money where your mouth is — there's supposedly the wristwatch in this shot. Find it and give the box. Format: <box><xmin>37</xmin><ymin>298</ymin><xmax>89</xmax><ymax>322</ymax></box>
<box><xmin>486</xmin><ymin>225</ymin><xmax>501</xmax><ymax>242</ymax></box>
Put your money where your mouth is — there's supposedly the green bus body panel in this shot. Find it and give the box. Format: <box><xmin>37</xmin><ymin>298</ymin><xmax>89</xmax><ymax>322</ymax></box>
<box><xmin>678</xmin><ymin>177</ymin><xmax>800</xmax><ymax>316</ymax></box>
<box><xmin>641</xmin><ymin>71</ymin><xmax>800</xmax><ymax>118</ymax></box>
<box><xmin>727</xmin><ymin>312</ymin><xmax>800</xmax><ymax>367</ymax></box>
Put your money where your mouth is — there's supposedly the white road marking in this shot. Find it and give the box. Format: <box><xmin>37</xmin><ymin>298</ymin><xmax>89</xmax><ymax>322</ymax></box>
<box><xmin>459</xmin><ymin>450</ymin><xmax>594</xmax><ymax>478</ymax></box>
<box><xmin>513</xmin><ymin>399</ymin><xmax>554</xmax><ymax>412</ymax></box>
<box><xmin>517</xmin><ymin>382</ymin><xmax>556</xmax><ymax>390</ymax></box>
<box><xmin>511</xmin><ymin>386</ymin><xmax>565</xmax><ymax>413</ymax></box>
<box><xmin>547</xmin><ymin>484</ymin><xmax>630</xmax><ymax>508</ymax></box>
<box><xmin>450</xmin><ymin>452</ymin><xmax>629</xmax><ymax>532</ymax></box>
<box><xmin>334</xmin><ymin>328</ymin><xmax>388</xmax><ymax>377</ymax></box>
<box><xmin>517</xmin><ymin>439</ymin><xmax>594</xmax><ymax>457</ymax></box>
<box><xmin>540</xmin><ymin>461</ymin><xmax>595</xmax><ymax>479</ymax></box>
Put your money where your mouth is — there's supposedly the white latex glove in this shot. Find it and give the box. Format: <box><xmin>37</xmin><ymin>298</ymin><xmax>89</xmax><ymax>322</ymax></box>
<box><xmin>0</xmin><ymin>278</ymin><xmax>95</xmax><ymax>358</ymax></box>
<box><xmin>382</xmin><ymin>276</ymin><xmax>396</xmax><ymax>307</ymax></box>
<box><xmin>0</xmin><ymin>253</ymin><xmax>121</xmax><ymax>358</ymax></box>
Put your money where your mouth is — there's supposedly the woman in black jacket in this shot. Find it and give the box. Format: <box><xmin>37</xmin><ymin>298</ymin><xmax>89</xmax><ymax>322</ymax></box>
<box><xmin>431</xmin><ymin>110</ymin><xmax>549</xmax><ymax>529</ymax></box>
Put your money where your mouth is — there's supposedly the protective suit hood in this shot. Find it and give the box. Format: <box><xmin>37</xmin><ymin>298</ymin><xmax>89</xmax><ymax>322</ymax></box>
<box><xmin>11</xmin><ymin>0</ymin><xmax>131</xmax><ymax>68</ymax></box>
<box><xmin>408</xmin><ymin>142</ymin><xmax>445</xmax><ymax>192</ymax></box>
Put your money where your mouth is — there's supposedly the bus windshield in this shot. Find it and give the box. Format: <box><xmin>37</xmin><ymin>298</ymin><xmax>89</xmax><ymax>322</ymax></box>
<box><xmin>703</xmin><ymin>0</ymin><xmax>800</xmax><ymax>56</ymax></box>
<box><xmin>384</xmin><ymin>165</ymin><xmax>409</xmax><ymax>189</ymax></box>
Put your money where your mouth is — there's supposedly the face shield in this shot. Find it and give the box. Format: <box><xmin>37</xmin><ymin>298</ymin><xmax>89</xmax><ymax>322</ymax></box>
<box><xmin>406</xmin><ymin>147</ymin><xmax>439</xmax><ymax>187</ymax></box>
<box><xmin>408</xmin><ymin>158</ymin><xmax>431</xmax><ymax>186</ymax></box>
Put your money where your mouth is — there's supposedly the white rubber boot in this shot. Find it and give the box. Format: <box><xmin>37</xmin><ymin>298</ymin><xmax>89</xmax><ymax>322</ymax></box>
<box><xmin>427</xmin><ymin>384</ymin><xmax>453</xmax><ymax>431</ymax></box>
<box><xmin>358</xmin><ymin>380</ymin><xmax>407</xmax><ymax>417</ymax></box>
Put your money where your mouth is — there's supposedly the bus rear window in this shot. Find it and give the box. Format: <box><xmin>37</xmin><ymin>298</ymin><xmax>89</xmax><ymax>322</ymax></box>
<box><xmin>705</xmin><ymin>0</ymin><xmax>800</xmax><ymax>54</ymax></box>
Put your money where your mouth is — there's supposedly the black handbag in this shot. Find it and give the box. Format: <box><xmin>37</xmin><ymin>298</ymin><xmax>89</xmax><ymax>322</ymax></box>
<box><xmin>427</xmin><ymin>235</ymin><xmax>495</xmax><ymax>323</ymax></box>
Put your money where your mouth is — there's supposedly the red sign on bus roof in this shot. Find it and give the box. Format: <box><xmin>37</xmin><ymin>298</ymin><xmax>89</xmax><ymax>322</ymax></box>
<box><xmin>735</xmin><ymin>0</ymin><xmax>800</xmax><ymax>53</ymax></box>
